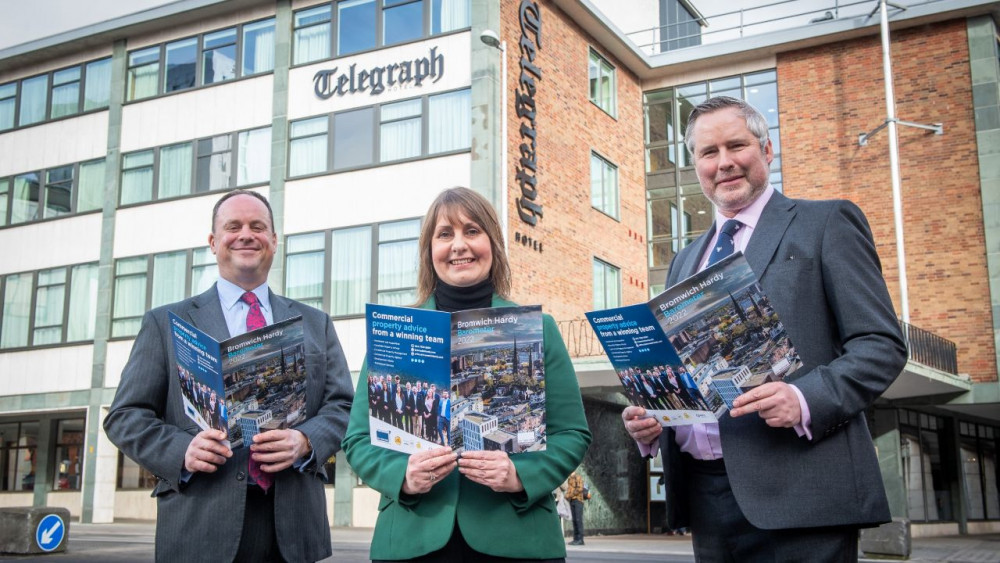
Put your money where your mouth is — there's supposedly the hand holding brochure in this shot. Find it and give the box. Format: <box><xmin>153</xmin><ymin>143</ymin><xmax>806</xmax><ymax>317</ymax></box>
<box><xmin>585</xmin><ymin>253</ymin><xmax>802</xmax><ymax>426</ymax></box>
<box><xmin>168</xmin><ymin>313</ymin><xmax>308</xmax><ymax>449</ymax></box>
<box><xmin>365</xmin><ymin>304</ymin><xmax>546</xmax><ymax>454</ymax></box>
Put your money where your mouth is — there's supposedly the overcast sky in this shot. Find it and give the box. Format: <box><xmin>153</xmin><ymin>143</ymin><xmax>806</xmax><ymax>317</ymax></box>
<box><xmin>0</xmin><ymin>0</ymin><xmax>174</xmax><ymax>51</ymax></box>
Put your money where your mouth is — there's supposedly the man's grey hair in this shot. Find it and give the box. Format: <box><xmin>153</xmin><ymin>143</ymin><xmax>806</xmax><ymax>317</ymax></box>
<box><xmin>684</xmin><ymin>96</ymin><xmax>770</xmax><ymax>155</ymax></box>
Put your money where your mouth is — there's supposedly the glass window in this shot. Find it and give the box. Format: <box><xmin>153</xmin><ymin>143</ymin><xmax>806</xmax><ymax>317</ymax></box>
<box><xmin>121</xmin><ymin>150</ymin><xmax>155</xmax><ymax>205</ymax></box>
<box><xmin>593</xmin><ymin>258</ymin><xmax>621</xmax><ymax>310</ymax></box>
<box><xmin>0</xmin><ymin>177</ymin><xmax>9</xmax><ymax>226</ymax></box>
<box><xmin>159</xmin><ymin>142</ymin><xmax>194</xmax><ymax>199</ymax></box>
<box><xmin>165</xmin><ymin>38</ymin><xmax>198</xmax><ymax>92</ymax></box>
<box><xmin>289</xmin><ymin>117</ymin><xmax>329</xmax><ymax>177</ymax></box>
<box><xmin>242</xmin><ymin>19</ymin><xmax>276</xmax><ymax>76</ymax></box>
<box><xmin>152</xmin><ymin>251</ymin><xmax>187</xmax><ymax>309</ymax></box>
<box><xmin>237</xmin><ymin>127</ymin><xmax>271</xmax><ymax>186</ymax></box>
<box><xmin>19</xmin><ymin>74</ymin><xmax>48</xmax><ymax>126</ymax></box>
<box><xmin>0</xmin><ymin>82</ymin><xmax>15</xmax><ymax>131</ymax></box>
<box><xmin>127</xmin><ymin>46</ymin><xmax>161</xmax><ymax>101</ymax></box>
<box><xmin>333</xmin><ymin>108</ymin><xmax>374</xmax><ymax>170</ymax></box>
<box><xmin>428</xmin><ymin>89</ymin><xmax>470</xmax><ymax>153</ymax></box>
<box><xmin>377</xmin><ymin>219</ymin><xmax>420</xmax><ymax>305</ymax></box>
<box><xmin>339</xmin><ymin>0</ymin><xmax>376</xmax><ymax>56</ymax></box>
<box><xmin>591</xmin><ymin>152</ymin><xmax>619</xmax><ymax>219</ymax></box>
<box><xmin>67</xmin><ymin>263</ymin><xmax>98</xmax><ymax>342</ymax></box>
<box><xmin>84</xmin><ymin>58</ymin><xmax>112</xmax><ymax>111</ymax></box>
<box><xmin>77</xmin><ymin>159</ymin><xmax>105</xmax><ymax>212</ymax></box>
<box><xmin>286</xmin><ymin>232</ymin><xmax>326</xmax><ymax>310</ymax></box>
<box><xmin>11</xmin><ymin>173</ymin><xmax>40</xmax><ymax>224</ymax></box>
<box><xmin>44</xmin><ymin>165</ymin><xmax>74</xmax><ymax>219</ymax></box>
<box><xmin>50</xmin><ymin>66</ymin><xmax>81</xmax><ymax>119</ymax></box>
<box><xmin>202</xmin><ymin>28</ymin><xmax>237</xmax><ymax>85</ymax></box>
<box><xmin>53</xmin><ymin>419</ymin><xmax>84</xmax><ymax>491</ymax></box>
<box><xmin>1</xmin><ymin>273</ymin><xmax>32</xmax><ymax>348</ymax></box>
<box><xmin>431</xmin><ymin>0</ymin><xmax>470</xmax><ymax>34</ymax></box>
<box><xmin>112</xmin><ymin>257</ymin><xmax>148</xmax><ymax>337</ymax></box>
<box><xmin>293</xmin><ymin>5</ymin><xmax>332</xmax><ymax>65</ymax></box>
<box><xmin>197</xmin><ymin>135</ymin><xmax>232</xmax><ymax>192</ymax></box>
<box><xmin>0</xmin><ymin>421</ymin><xmax>38</xmax><ymax>491</ymax></box>
<box><xmin>380</xmin><ymin>98</ymin><xmax>422</xmax><ymax>161</ymax></box>
<box><xmin>191</xmin><ymin>247</ymin><xmax>217</xmax><ymax>295</ymax></box>
<box><xmin>588</xmin><ymin>50</ymin><xmax>616</xmax><ymax>117</ymax></box>
<box><xmin>33</xmin><ymin>268</ymin><xmax>66</xmax><ymax>345</ymax></box>
<box><xmin>331</xmin><ymin>226</ymin><xmax>372</xmax><ymax>317</ymax></box>
<box><xmin>384</xmin><ymin>0</ymin><xmax>424</xmax><ymax>46</ymax></box>
<box><xmin>117</xmin><ymin>451</ymin><xmax>157</xmax><ymax>489</ymax></box>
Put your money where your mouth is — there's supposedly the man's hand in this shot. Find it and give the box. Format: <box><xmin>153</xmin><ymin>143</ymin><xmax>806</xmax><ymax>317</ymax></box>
<box><xmin>730</xmin><ymin>382</ymin><xmax>802</xmax><ymax>427</ymax></box>
<box><xmin>622</xmin><ymin>405</ymin><xmax>662</xmax><ymax>445</ymax></box>
<box><xmin>458</xmin><ymin>450</ymin><xmax>523</xmax><ymax>493</ymax></box>
<box><xmin>250</xmin><ymin>429</ymin><xmax>313</xmax><ymax>473</ymax></box>
<box><xmin>402</xmin><ymin>447</ymin><xmax>458</xmax><ymax>495</ymax></box>
<box><xmin>184</xmin><ymin>429</ymin><xmax>232</xmax><ymax>473</ymax></box>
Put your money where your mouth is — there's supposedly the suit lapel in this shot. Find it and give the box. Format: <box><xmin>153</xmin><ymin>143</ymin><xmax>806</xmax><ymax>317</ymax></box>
<box><xmin>744</xmin><ymin>191</ymin><xmax>796</xmax><ymax>279</ymax></box>
<box><xmin>269</xmin><ymin>290</ymin><xmax>296</xmax><ymax>323</ymax></box>
<box><xmin>186</xmin><ymin>284</ymin><xmax>231</xmax><ymax>341</ymax></box>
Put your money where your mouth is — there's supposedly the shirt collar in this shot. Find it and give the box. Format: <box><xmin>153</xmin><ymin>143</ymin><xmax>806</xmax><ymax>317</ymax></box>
<box><xmin>713</xmin><ymin>184</ymin><xmax>775</xmax><ymax>233</ymax></box>
<box><xmin>217</xmin><ymin>277</ymin><xmax>270</xmax><ymax>313</ymax></box>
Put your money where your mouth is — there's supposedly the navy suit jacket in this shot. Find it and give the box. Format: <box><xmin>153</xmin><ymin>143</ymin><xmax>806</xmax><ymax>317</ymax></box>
<box><xmin>104</xmin><ymin>284</ymin><xmax>354</xmax><ymax>562</ymax></box>
<box><xmin>661</xmin><ymin>191</ymin><xmax>907</xmax><ymax>530</ymax></box>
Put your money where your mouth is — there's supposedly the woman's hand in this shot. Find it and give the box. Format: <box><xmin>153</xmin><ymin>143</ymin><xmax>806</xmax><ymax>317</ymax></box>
<box><xmin>402</xmin><ymin>447</ymin><xmax>458</xmax><ymax>495</ymax></box>
<box><xmin>458</xmin><ymin>450</ymin><xmax>523</xmax><ymax>493</ymax></box>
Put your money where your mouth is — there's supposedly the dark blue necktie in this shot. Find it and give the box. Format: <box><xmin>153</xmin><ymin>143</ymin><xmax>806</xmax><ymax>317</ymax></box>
<box><xmin>707</xmin><ymin>219</ymin><xmax>742</xmax><ymax>266</ymax></box>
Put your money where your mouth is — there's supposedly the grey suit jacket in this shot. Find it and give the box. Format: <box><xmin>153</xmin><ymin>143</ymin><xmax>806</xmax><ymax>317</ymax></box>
<box><xmin>104</xmin><ymin>284</ymin><xmax>354</xmax><ymax>562</ymax></box>
<box><xmin>661</xmin><ymin>191</ymin><xmax>907</xmax><ymax>531</ymax></box>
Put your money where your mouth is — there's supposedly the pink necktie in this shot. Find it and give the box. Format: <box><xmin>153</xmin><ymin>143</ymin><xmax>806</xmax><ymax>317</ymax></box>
<box><xmin>240</xmin><ymin>291</ymin><xmax>273</xmax><ymax>493</ymax></box>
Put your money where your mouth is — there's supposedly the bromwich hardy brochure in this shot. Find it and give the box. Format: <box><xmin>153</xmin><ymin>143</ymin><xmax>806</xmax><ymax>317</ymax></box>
<box><xmin>365</xmin><ymin>303</ymin><xmax>546</xmax><ymax>455</ymax></box>
<box><xmin>585</xmin><ymin>252</ymin><xmax>802</xmax><ymax>427</ymax></box>
<box><xmin>169</xmin><ymin>312</ymin><xmax>308</xmax><ymax>449</ymax></box>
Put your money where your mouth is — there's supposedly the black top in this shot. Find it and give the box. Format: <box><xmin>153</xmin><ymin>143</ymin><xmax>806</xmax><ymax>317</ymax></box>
<box><xmin>433</xmin><ymin>278</ymin><xmax>494</xmax><ymax>312</ymax></box>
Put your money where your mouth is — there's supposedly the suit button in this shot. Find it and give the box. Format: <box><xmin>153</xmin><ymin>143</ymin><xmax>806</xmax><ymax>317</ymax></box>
<box><xmin>237</xmin><ymin>471</ymin><xmax>246</xmax><ymax>481</ymax></box>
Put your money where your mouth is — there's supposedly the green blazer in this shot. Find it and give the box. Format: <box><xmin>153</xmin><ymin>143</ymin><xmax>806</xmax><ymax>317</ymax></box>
<box><xmin>343</xmin><ymin>295</ymin><xmax>592</xmax><ymax>560</ymax></box>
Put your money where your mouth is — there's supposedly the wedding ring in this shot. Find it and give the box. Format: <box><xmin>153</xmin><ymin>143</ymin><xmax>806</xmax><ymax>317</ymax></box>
<box><xmin>429</xmin><ymin>472</ymin><xmax>437</xmax><ymax>482</ymax></box>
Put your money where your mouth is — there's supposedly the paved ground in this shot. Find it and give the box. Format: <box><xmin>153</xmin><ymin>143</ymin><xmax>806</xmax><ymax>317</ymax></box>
<box><xmin>0</xmin><ymin>522</ymin><xmax>997</xmax><ymax>562</ymax></box>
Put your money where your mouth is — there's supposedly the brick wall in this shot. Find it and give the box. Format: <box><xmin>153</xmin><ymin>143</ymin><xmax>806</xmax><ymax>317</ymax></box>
<box><xmin>778</xmin><ymin>20</ymin><xmax>996</xmax><ymax>382</ymax></box>
<box><xmin>500</xmin><ymin>0</ymin><xmax>648</xmax><ymax>323</ymax></box>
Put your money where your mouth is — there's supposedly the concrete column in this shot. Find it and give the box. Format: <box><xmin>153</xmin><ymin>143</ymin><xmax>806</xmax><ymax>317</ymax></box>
<box><xmin>31</xmin><ymin>420</ymin><xmax>53</xmax><ymax>508</ymax></box>
<box><xmin>89</xmin><ymin>406</ymin><xmax>118</xmax><ymax>523</ymax></box>
<box><xmin>469</xmin><ymin>0</ymin><xmax>503</xmax><ymax>213</ymax></box>
<box><xmin>267</xmin><ymin>0</ymin><xmax>292</xmax><ymax>295</ymax></box>
<box><xmin>333</xmin><ymin>450</ymin><xmax>355</xmax><ymax>527</ymax></box>
<box><xmin>873</xmin><ymin>407</ymin><xmax>908</xmax><ymax>518</ymax></box>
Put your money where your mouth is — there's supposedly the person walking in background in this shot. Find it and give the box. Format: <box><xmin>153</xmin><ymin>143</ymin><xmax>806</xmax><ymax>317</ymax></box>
<box><xmin>564</xmin><ymin>469</ymin><xmax>588</xmax><ymax>546</ymax></box>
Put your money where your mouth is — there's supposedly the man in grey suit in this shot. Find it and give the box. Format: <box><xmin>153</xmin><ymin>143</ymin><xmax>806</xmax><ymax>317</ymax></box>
<box><xmin>623</xmin><ymin>97</ymin><xmax>907</xmax><ymax>561</ymax></box>
<box><xmin>104</xmin><ymin>190</ymin><xmax>354</xmax><ymax>562</ymax></box>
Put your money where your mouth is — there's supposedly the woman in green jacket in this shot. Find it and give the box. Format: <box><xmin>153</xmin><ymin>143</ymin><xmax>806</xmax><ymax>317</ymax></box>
<box><xmin>343</xmin><ymin>187</ymin><xmax>592</xmax><ymax>562</ymax></box>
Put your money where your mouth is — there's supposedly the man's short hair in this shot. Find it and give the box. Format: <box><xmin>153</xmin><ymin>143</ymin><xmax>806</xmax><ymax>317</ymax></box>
<box><xmin>684</xmin><ymin>96</ymin><xmax>770</xmax><ymax>155</ymax></box>
<box><xmin>211</xmin><ymin>189</ymin><xmax>275</xmax><ymax>233</ymax></box>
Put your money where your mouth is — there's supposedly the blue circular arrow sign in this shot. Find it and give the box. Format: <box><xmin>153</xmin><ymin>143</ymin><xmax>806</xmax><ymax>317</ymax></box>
<box><xmin>35</xmin><ymin>514</ymin><xmax>65</xmax><ymax>552</ymax></box>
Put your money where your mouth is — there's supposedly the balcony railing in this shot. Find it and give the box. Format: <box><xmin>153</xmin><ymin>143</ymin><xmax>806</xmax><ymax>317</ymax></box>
<box><xmin>899</xmin><ymin>320</ymin><xmax>958</xmax><ymax>375</ymax></box>
<box><xmin>625</xmin><ymin>0</ymin><xmax>950</xmax><ymax>57</ymax></box>
<box><xmin>558</xmin><ymin>316</ymin><xmax>960</xmax><ymax>377</ymax></box>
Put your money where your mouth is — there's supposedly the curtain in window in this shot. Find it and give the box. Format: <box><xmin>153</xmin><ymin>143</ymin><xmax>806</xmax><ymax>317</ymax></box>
<box><xmin>287</xmin><ymin>252</ymin><xmax>325</xmax><ymax>307</ymax></box>
<box><xmin>244</xmin><ymin>21</ymin><xmax>276</xmax><ymax>75</ymax></box>
<box><xmin>378</xmin><ymin>240</ymin><xmax>418</xmax><ymax>294</ymax></box>
<box><xmin>159</xmin><ymin>143</ymin><xmax>193</xmax><ymax>199</ymax></box>
<box><xmin>121</xmin><ymin>152</ymin><xmax>154</xmax><ymax>205</ymax></box>
<box><xmin>50</xmin><ymin>81</ymin><xmax>80</xmax><ymax>119</ymax></box>
<box><xmin>33</xmin><ymin>269</ymin><xmax>66</xmax><ymax>345</ymax></box>
<box><xmin>190</xmin><ymin>248</ymin><xmax>218</xmax><ymax>295</ymax></box>
<box><xmin>77</xmin><ymin>160</ymin><xmax>105</xmax><ymax>212</ymax></box>
<box><xmin>19</xmin><ymin>76</ymin><xmax>48</xmax><ymax>125</ymax></box>
<box><xmin>294</xmin><ymin>24</ymin><xmax>331</xmax><ymax>65</ymax></box>
<box><xmin>67</xmin><ymin>263</ymin><xmax>98</xmax><ymax>342</ymax></box>
<box><xmin>428</xmin><ymin>90</ymin><xmax>470</xmax><ymax>154</ymax></box>
<box><xmin>289</xmin><ymin>118</ymin><xmax>328</xmax><ymax>176</ymax></box>
<box><xmin>152</xmin><ymin>252</ymin><xmax>187</xmax><ymax>308</ymax></box>
<box><xmin>112</xmin><ymin>259</ymin><xmax>147</xmax><ymax>338</ymax></box>
<box><xmin>434</xmin><ymin>0</ymin><xmax>470</xmax><ymax>33</ymax></box>
<box><xmin>0</xmin><ymin>273</ymin><xmax>31</xmax><ymax>348</ymax></box>
<box><xmin>902</xmin><ymin>435</ymin><xmax>938</xmax><ymax>521</ymax></box>
<box><xmin>238</xmin><ymin>128</ymin><xmax>271</xmax><ymax>186</ymax></box>
<box><xmin>128</xmin><ymin>63</ymin><xmax>159</xmax><ymax>101</ymax></box>
<box><xmin>84</xmin><ymin>59</ymin><xmax>112</xmax><ymax>111</ymax></box>
<box><xmin>0</xmin><ymin>83</ymin><xmax>15</xmax><ymax>130</ymax></box>
<box><xmin>331</xmin><ymin>227</ymin><xmax>371</xmax><ymax>316</ymax></box>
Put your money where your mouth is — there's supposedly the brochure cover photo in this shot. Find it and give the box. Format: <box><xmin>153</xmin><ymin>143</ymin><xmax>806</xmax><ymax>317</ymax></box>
<box><xmin>169</xmin><ymin>313</ymin><xmax>308</xmax><ymax>449</ymax></box>
<box><xmin>365</xmin><ymin>304</ymin><xmax>546</xmax><ymax>455</ymax></box>
<box><xmin>586</xmin><ymin>252</ymin><xmax>802</xmax><ymax>426</ymax></box>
